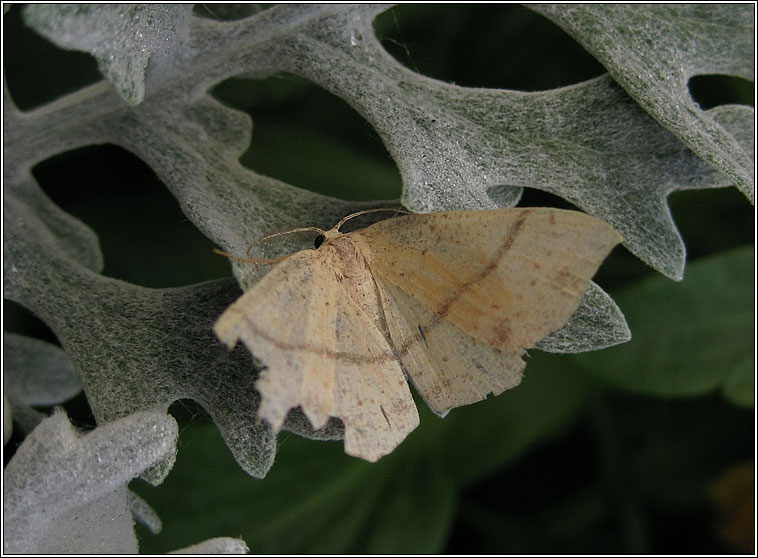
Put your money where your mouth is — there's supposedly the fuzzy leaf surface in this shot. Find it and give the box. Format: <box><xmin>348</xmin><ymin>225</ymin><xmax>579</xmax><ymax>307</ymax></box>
<box><xmin>5</xmin><ymin>4</ymin><xmax>752</xmax><ymax>481</ymax></box>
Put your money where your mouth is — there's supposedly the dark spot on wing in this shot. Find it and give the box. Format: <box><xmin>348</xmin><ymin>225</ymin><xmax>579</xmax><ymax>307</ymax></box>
<box><xmin>380</xmin><ymin>405</ymin><xmax>392</xmax><ymax>428</ymax></box>
<box><xmin>418</xmin><ymin>324</ymin><xmax>429</xmax><ymax>348</ymax></box>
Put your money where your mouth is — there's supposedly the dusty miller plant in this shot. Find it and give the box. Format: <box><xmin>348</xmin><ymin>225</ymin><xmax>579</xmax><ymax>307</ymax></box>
<box><xmin>2</xmin><ymin>3</ymin><xmax>753</xmax><ymax>553</ymax></box>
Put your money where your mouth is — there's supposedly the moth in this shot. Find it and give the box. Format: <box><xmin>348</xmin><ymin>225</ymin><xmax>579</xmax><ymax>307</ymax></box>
<box><xmin>214</xmin><ymin>207</ymin><xmax>622</xmax><ymax>461</ymax></box>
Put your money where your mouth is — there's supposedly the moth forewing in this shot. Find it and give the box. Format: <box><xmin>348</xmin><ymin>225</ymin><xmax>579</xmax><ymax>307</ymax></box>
<box><xmin>213</xmin><ymin>207</ymin><xmax>622</xmax><ymax>461</ymax></box>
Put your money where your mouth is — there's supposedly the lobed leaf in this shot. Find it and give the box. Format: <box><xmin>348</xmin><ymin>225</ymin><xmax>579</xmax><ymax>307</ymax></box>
<box><xmin>2</xmin><ymin>332</ymin><xmax>82</xmax><ymax>434</ymax></box>
<box><xmin>24</xmin><ymin>4</ymin><xmax>192</xmax><ymax>105</ymax></box>
<box><xmin>530</xmin><ymin>3</ymin><xmax>755</xmax><ymax>202</ymax></box>
<box><xmin>3</xmin><ymin>179</ymin><xmax>340</xmax><ymax>479</ymax></box>
<box><xmin>3</xmin><ymin>409</ymin><xmax>177</xmax><ymax>553</ymax></box>
<box><xmin>5</xmin><ymin>3</ymin><xmax>752</xmax><ymax>483</ymax></box>
<box><xmin>3</xmin><ymin>333</ymin><xmax>81</xmax><ymax>407</ymax></box>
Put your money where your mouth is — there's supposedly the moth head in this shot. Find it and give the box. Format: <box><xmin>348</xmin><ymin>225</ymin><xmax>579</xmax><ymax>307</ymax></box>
<box><xmin>215</xmin><ymin>208</ymin><xmax>411</xmax><ymax>263</ymax></box>
<box><xmin>318</xmin><ymin>227</ymin><xmax>345</xmax><ymax>247</ymax></box>
<box><xmin>316</xmin><ymin>208</ymin><xmax>412</xmax><ymax>249</ymax></box>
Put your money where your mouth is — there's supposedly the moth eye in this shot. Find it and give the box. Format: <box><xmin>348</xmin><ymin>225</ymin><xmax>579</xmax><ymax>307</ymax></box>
<box><xmin>314</xmin><ymin>234</ymin><xmax>325</xmax><ymax>249</ymax></box>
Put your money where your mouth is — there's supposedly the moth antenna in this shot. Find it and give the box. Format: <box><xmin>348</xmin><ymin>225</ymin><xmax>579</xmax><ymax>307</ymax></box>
<box><xmin>213</xmin><ymin>249</ymin><xmax>291</xmax><ymax>265</ymax></box>
<box><xmin>245</xmin><ymin>227</ymin><xmax>326</xmax><ymax>257</ymax></box>
<box><xmin>215</xmin><ymin>226</ymin><xmax>327</xmax><ymax>265</ymax></box>
<box><xmin>215</xmin><ymin>210</ymin><xmax>411</xmax><ymax>265</ymax></box>
<box><xmin>334</xmin><ymin>207</ymin><xmax>412</xmax><ymax>232</ymax></box>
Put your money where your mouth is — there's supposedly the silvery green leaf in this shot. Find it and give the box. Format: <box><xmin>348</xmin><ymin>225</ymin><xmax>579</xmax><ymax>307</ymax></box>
<box><xmin>24</xmin><ymin>4</ymin><xmax>192</xmax><ymax>105</ymax></box>
<box><xmin>3</xmin><ymin>333</ymin><xmax>81</xmax><ymax>406</ymax></box>
<box><xmin>3</xmin><ymin>410</ymin><xmax>177</xmax><ymax>554</ymax></box>
<box><xmin>530</xmin><ymin>4</ymin><xmax>754</xmax><ymax>202</ymax></box>
<box><xmin>6</xmin><ymin>4</ymin><xmax>752</xmax><ymax>480</ymax></box>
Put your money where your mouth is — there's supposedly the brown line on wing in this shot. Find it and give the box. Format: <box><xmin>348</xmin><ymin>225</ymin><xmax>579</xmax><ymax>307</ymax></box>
<box><xmin>239</xmin><ymin>212</ymin><xmax>529</xmax><ymax>363</ymax></box>
<box><xmin>388</xmin><ymin>210</ymin><xmax>529</xmax><ymax>357</ymax></box>
<box><xmin>241</xmin><ymin>314</ymin><xmax>396</xmax><ymax>364</ymax></box>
